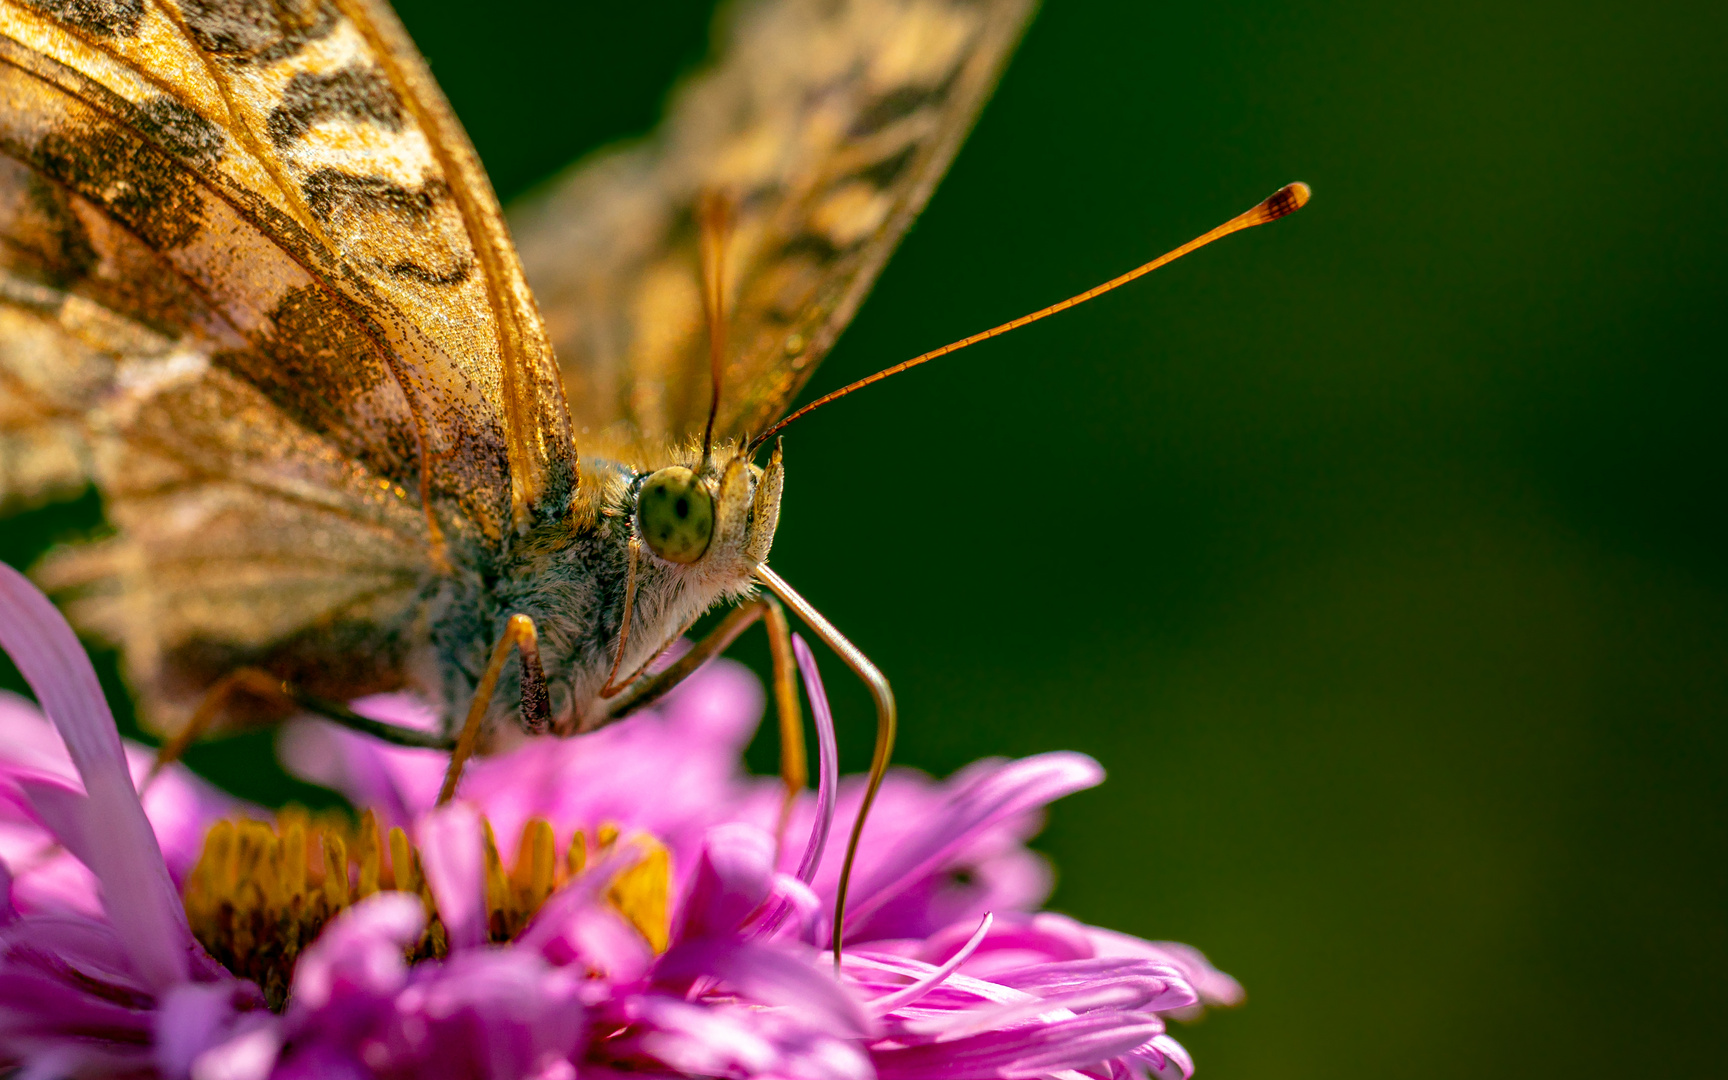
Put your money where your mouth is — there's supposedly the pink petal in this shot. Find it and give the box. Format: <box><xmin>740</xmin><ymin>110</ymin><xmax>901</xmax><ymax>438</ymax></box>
<box><xmin>187</xmin><ymin>1020</ymin><xmax>282</xmax><ymax>1080</ymax></box>
<box><xmin>529</xmin><ymin>900</ymin><xmax>655</xmax><ymax>981</ymax></box>
<box><xmin>417</xmin><ymin>803</ymin><xmax>486</xmax><ymax>950</ymax></box>
<box><xmin>673</xmin><ymin>823</ymin><xmax>776</xmax><ymax>942</ymax></box>
<box><xmin>1085</xmin><ymin>927</ymin><xmax>1245</xmax><ymax>1007</ymax></box>
<box><xmin>0</xmin><ymin>690</ymin><xmax>239</xmax><ymax>891</ymax></box>
<box><xmin>842</xmin><ymin>752</ymin><xmax>1104</xmax><ymax>935</ymax></box>
<box><xmin>156</xmin><ymin>982</ymin><xmax>277</xmax><ymax>1080</ymax></box>
<box><xmin>0</xmin><ymin>565</ymin><xmax>192</xmax><ymax>990</ymax></box>
<box><xmin>869</xmin><ymin>913</ymin><xmax>994</xmax><ymax>1016</ymax></box>
<box><xmin>919</xmin><ymin>910</ymin><xmax>1097</xmax><ymax>975</ymax></box>
<box><xmin>0</xmin><ymin>690</ymin><xmax>78</xmax><ymax>780</ymax></box>
<box><xmin>755</xmin><ymin>872</ymin><xmax>824</xmax><ymax>942</ymax></box>
<box><xmin>1141</xmin><ymin>1033</ymin><xmax>1196</xmax><ymax>1079</ymax></box>
<box><xmin>288</xmin><ymin>893</ymin><xmax>424</xmax><ymax>1017</ymax></box>
<box><xmin>654</xmin><ymin>938</ymin><xmax>871</xmax><ymax>1038</ymax></box>
<box><xmin>790</xmin><ymin>635</ymin><xmax>838</xmax><ymax>886</ymax></box>
<box><xmin>872</xmin><ymin>1011</ymin><xmax>1165</xmax><ymax>1079</ymax></box>
<box><xmin>0</xmin><ymin>825</ymin><xmax>100</xmax><ymax>918</ymax></box>
<box><xmin>266</xmin><ymin>1044</ymin><xmax>370</xmax><ymax>1080</ymax></box>
<box><xmin>278</xmin><ymin>696</ymin><xmax>445</xmax><ymax>830</ymax></box>
<box><xmin>986</xmin><ymin>958</ymin><xmax>1199</xmax><ymax>1016</ymax></box>
<box><xmin>924</xmin><ymin>982</ymin><xmax>1166</xmax><ymax>1042</ymax></box>
<box><xmin>388</xmin><ymin>950</ymin><xmax>585</xmax><ymax>1079</ymax></box>
<box><xmin>630</xmin><ymin>995</ymin><xmax>781</xmax><ymax>1075</ymax></box>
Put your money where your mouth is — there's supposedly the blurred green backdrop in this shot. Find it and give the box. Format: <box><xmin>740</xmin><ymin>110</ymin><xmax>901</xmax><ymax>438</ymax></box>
<box><xmin>5</xmin><ymin>1</ymin><xmax>1725</xmax><ymax>1077</ymax></box>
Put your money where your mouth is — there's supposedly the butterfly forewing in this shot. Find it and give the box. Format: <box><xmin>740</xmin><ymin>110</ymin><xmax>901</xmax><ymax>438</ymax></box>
<box><xmin>0</xmin><ymin>0</ymin><xmax>571</xmax><ymax>727</ymax></box>
<box><xmin>511</xmin><ymin>0</ymin><xmax>1036</xmax><ymax>452</ymax></box>
<box><xmin>0</xmin><ymin>0</ymin><xmax>573</xmax><ymax>530</ymax></box>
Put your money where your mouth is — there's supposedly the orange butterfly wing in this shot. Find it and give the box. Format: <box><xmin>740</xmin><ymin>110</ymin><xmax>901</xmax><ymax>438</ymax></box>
<box><xmin>0</xmin><ymin>0</ymin><xmax>573</xmax><ymax>727</ymax></box>
<box><xmin>0</xmin><ymin>0</ymin><xmax>572</xmax><ymax>533</ymax></box>
<box><xmin>511</xmin><ymin>0</ymin><xmax>1037</xmax><ymax>452</ymax></box>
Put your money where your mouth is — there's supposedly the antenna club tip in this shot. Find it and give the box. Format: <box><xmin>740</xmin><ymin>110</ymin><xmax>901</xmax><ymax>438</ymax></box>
<box><xmin>1253</xmin><ymin>181</ymin><xmax>1312</xmax><ymax>224</ymax></box>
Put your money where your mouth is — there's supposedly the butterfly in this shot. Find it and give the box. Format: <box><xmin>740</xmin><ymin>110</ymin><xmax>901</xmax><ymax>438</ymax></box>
<box><xmin>0</xmin><ymin>0</ymin><xmax>1305</xmax><ymax>947</ymax></box>
<box><xmin>0</xmin><ymin>0</ymin><xmax>1054</xmax><ymax>940</ymax></box>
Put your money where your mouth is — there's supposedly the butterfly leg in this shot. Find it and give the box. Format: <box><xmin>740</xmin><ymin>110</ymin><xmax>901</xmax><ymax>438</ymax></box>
<box><xmin>438</xmin><ymin>614</ymin><xmax>550</xmax><ymax>804</ymax></box>
<box><xmin>285</xmin><ymin>689</ymin><xmax>460</xmax><ymax>748</ymax></box>
<box><xmin>602</xmin><ymin>596</ymin><xmax>808</xmax><ymax>835</ymax></box>
<box><xmin>145</xmin><ymin>668</ymin><xmax>281</xmax><ymax>788</ymax></box>
<box><xmin>751</xmin><ymin>565</ymin><xmax>897</xmax><ymax>966</ymax></box>
<box><xmin>145</xmin><ymin>668</ymin><xmax>454</xmax><ymax>790</ymax></box>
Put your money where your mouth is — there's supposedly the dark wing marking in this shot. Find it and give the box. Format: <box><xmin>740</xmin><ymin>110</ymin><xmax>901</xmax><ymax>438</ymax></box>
<box><xmin>511</xmin><ymin>0</ymin><xmax>1036</xmax><ymax>450</ymax></box>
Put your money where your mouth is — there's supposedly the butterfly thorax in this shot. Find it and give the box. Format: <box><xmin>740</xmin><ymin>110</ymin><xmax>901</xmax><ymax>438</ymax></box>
<box><xmin>420</xmin><ymin>441</ymin><xmax>784</xmax><ymax>738</ymax></box>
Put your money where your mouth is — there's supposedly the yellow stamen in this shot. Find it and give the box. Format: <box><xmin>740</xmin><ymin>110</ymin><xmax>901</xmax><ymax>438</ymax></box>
<box><xmin>480</xmin><ymin>818</ymin><xmax>513</xmax><ymax>939</ymax></box>
<box><xmin>513</xmin><ymin>819</ymin><xmax>557</xmax><ymax>922</ymax></box>
<box><xmin>566</xmin><ymin>830</ymin><xmax>588</xmax><ymax>876</ymax></box>
<box><xmin>607</xmin><ymin>840</ymin><xmax>671</xmax><ymax>953</ymax></box>
<box><xmin>282</xmin><ymin>819</ymin><xmax>306</xmax><ymax>896</ymax></box>
<box><xmin>322</xmin><ymin>832</ymin><xmax>348</xmax><ymax>910</ymax></box>
<box><xmin>389</xmin><ymin>826</ymin><xmax>418</xmax><ymax>893</ymax></box>
<box><xmin>183</xmin><ymin>810</ymin><xmax>674</xmax><ymax>1011</ymax></box>
<box><xmin>356</xmin><ymin>810</ymin><xmax>382</xmax><ymax>901</ymax></box>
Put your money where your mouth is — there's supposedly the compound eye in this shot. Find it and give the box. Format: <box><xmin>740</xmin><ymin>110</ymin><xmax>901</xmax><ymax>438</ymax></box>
<box><xmin>637</xmin><ymin>466</ymin><xmax>714</xmax><ymax>564</ymax></box>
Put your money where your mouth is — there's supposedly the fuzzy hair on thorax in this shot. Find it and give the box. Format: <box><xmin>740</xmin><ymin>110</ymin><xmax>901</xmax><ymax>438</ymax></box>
<box><xmin>416</xmin><ymin>439</ymin><xmax>784</xmax><ymax>740</ymax></box>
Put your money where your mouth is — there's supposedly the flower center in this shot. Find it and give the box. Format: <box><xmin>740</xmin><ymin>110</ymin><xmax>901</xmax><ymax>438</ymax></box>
<box><xmin>182</xmin><ymin>809</ymin><xmax>669</xmax><ymax>1011</ymax></box>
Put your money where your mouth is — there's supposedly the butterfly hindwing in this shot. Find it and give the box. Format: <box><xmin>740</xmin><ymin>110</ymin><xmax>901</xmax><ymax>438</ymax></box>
<box><xmin>511</xmin><ymin>0</ymin><xmax>1037</xmax><ymax>451</ymax></box>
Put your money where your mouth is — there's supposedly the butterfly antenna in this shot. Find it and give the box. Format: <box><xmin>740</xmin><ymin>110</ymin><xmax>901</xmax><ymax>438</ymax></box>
<box><xmin>698</xmin><ymin>191</ymin><xmax>735</xmax><ymax>473</ymax></box>
<box><xmin>748</xmin><ymin>182</ymin><xmax>1311</xmax><ymax>453</ymax></box>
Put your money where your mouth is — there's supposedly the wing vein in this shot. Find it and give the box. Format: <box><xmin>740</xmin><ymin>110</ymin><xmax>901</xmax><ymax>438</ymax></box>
<box><xmin>141</xmin><ymin>0</ymin><xmax>335</xmax><ymax>247</ymax></box>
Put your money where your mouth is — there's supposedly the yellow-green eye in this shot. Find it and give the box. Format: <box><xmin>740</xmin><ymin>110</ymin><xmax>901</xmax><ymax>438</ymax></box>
<box><xmin>637</xmin><ymin>466</ymin><xmax>714</xmax><ymax>564</ymax></box>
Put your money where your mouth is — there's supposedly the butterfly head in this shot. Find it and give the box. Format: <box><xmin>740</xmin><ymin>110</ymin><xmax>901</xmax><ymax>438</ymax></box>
<box><xmin>632</xmin><ymin>437</ymin><xmax>783</xmax><ymax>581</ymax></box>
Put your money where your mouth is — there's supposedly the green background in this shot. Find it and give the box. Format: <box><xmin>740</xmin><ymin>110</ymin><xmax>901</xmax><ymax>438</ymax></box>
<box><xmin>6</xmin><ymin>1</ymin><xmax>1726</xmax><ymax>1077</ymax></box>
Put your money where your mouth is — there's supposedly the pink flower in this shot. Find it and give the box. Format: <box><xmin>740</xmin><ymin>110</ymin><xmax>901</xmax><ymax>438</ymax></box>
<box><xmin>0</xmin><ymin>563</ymin><xmax>247</xmax><ymax>1079</ymax></box>
<box><xmin>0</xmin><ymin>689</ymin><xmax>240</xmax><ymax>918</ymax></box>
<box><xmin>0</xmin><ymin>562</ymin><xmax>1240</xmax><ymax>1079</ymax></box>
